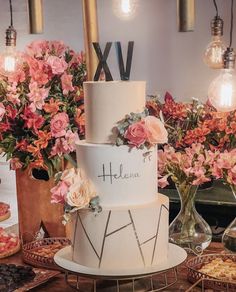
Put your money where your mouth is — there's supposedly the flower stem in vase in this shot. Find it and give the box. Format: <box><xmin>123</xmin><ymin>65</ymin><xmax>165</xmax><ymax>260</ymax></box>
<box><xmin>169</xmin><ymin>183</ymin><xmax>212</xmax><ymax>254</ymax></box>
<box><xmin>222</xmin><ymin>185</ymin><xmax>236</xmax><ymax>253</ymax></box>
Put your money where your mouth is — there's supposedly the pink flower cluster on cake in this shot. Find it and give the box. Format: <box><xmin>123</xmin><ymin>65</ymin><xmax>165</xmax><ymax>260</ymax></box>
<box><xmin>51</xmin><ymin>167</ymin><xmax>96</xmax><ymax>222</ymax></box>
<box><xmin>115</xmin><ymin>109</ymin><xmax>168</xmax><ymax>149</ymax></box>
<box><xmin>0</xmin><ymin>40</ymin><xmax>86</xmax><ymax>175</ymax></box>
<box><xmin>158</xmin><ymin>143</ymin><xmax>216</xmax><ymax>188</ymax></box>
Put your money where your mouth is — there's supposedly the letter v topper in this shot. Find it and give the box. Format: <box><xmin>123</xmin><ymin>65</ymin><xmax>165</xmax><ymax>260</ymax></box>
<box><xmin>115</xmin><ymin>41</ymin><xmax>134</xmax><ymax>81</ymax></box>
<box><xmin>93</xmin><ymin>42</ymin><xmax>113</xmax><ymax>81</ymax></box>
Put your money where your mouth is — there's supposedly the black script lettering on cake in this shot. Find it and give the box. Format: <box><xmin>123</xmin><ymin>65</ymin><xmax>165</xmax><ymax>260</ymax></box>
<box><xmin>92</xmin><ymin>41</ymin><xmax>134</xmax><ymax>81</ymax></box>
<box><xmin>98</xmin><ymin>162</ymin><xmax>140</xmax><ymax>184</ymax></box>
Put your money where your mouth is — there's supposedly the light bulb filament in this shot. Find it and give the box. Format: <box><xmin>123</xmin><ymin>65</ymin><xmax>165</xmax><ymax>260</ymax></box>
<box><xmin>4</xmin><ymin>55</ymin><xmax>16</xmax><ymax>72</ymax></box>
<box><xmin>220</xmin><ymin>83</ymin><xmax>233</xmax><ymax>108</ymax></box>
<box><xmin>121</xmin><ymin>0</ymin><xmax>131</xmax><ymax>14</ymax></box>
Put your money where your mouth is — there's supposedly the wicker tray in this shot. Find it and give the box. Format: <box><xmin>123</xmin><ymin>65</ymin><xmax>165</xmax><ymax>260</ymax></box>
<box><xmin>186</xmin><ymin>253</ymin><xmax>236</xmax><ymax>291</ymax></box>
<box><xmin>22</xmin><ymin>237</ymin><xmax>71</xmax><ymax>270</ymax></box>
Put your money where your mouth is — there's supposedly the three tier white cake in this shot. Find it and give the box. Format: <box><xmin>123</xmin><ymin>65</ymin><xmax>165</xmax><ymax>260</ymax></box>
<box><xmin>72</xmin><ymin>81</ymin><xmax>169</xmax><ymax>271</ymax></box>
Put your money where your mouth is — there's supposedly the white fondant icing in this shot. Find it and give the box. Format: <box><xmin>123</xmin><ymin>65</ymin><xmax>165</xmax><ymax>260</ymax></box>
<box><xmin>76</xmin><ymin>141</ymin><xmax>157</xmax><ymax>207</ymax></box>
<box><xmin>84</xmin><ymin>81</ymin><xmax>146</xmax><ymax>143</ymax></box>
<box><xmin>71</xmin><ymin>194</ymin><xmax>169</xmax><ymax>270</ymax></box>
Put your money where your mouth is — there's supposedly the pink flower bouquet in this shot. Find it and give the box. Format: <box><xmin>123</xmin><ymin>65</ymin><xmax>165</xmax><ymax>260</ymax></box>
<box><xmin>115</xmin><ymin>109</ymin><xmax>168</xmax><ymax>149</ymax></box>
<box><xmin>158</xmin><ymin>143</ymin><xmax>216</xmax><ymax>189</ymax></box>
<box><xmin>0</xmin><ymin>40</ymin><xmax>86</xmax><ymax>176</ymax></box>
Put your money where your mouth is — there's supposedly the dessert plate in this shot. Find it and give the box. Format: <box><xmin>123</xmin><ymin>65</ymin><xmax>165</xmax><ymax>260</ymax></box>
<box><xmin>54</xmin><ymin>243</ymin><xmax>187</xmax><ymax>278</ymax></box>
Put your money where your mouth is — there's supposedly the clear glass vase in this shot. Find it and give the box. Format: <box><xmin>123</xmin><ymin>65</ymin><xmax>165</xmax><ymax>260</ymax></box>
<box><xmin>222</xmin><ymin>185</ymin><xmax>236</xmax><ymax>253</ymax></box>
<box><xmin>169</xmin><ymin>183</ymin><xmax>212</xmax><ymax>254</ymax></box>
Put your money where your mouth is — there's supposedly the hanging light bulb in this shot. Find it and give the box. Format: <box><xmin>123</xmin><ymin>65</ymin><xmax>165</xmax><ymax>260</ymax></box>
<box><xmin>204</xmin><ymin>16</ymin><xmax>226</xmax><ymax>69</ymax></box>
<box><xmin>112</xmin><ymin>0</ymin><xmax>138</xmax><ymax>20</ymax></box>
<box><xmin>208</xmin><ymin>0</ymin><xmax>236</xmax><ymax>112</ymax></box>
<box><xmin>0</xmin><ymin>0</ymin><xmax>19</xmax><ymax>76</ymax></box>
<box><xmin>208</xmin><ymin>49</ymin><xmax>236</xmax><ymax>112</ymax></box>
<box><xmin>2</xmin><ymin>27</ymin><xmax>17</xmax><ymax>73</ymax></box>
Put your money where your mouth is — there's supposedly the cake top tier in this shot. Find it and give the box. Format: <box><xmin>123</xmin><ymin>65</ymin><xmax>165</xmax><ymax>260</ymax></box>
<box><xmin>84</xmin><ymin>81</ymin><xmax>146</xmax><ymax>144</ymax></box>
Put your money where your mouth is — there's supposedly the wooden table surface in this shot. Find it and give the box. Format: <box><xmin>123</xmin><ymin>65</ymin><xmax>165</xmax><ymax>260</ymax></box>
<box><xmin>0</xmin><ymin>242</ymin><xmax>224</xmax><ymax>291</ymax></box>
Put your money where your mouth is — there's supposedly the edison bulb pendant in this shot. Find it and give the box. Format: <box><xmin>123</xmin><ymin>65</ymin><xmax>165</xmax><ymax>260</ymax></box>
<box><xmin>208</xmin><ymin>69</ymin><xmax>236</xmax><ymax>112</ymax></box>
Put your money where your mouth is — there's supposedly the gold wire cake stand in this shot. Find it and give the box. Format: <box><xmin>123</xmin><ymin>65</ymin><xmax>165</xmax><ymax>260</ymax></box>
<box><xmin>54</xmin><ymin>243</ymin><xmax>187</xmax><ymax>292</ymax></box>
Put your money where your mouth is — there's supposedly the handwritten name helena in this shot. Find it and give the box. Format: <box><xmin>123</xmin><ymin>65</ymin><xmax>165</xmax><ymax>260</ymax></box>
<box><xmin>97</xmin><ymin>163</ymin><xmax>140</xmax><ymax>184</ymax></box>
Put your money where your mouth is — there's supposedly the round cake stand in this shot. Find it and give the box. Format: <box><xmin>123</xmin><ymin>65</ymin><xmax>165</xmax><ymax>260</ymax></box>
<box><xmin>54</xmin><ymin>243</ymin><xmax>187</xmax><ymax>292</ymax></box>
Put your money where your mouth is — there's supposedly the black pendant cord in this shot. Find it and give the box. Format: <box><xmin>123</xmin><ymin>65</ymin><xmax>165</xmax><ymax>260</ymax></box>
<box><xmin>9</xmin><ymin>0</ymin><xmax>13</xmax><ymax>27</ymax></box>
<box><xmin>229</xmin><ymin>0</ymin><xmax>234</xmax><ymax>48</ymax></box>
<box><xmin>213</xmin><ymin>0</ymin><xmax>219</xmax><ymax>17</ymax></box>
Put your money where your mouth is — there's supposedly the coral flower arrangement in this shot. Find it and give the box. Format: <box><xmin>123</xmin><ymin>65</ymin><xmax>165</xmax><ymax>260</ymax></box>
<box><xmin>0</xmin><ymin>40</ymin><xmax>86</xmax><ymax>176</ymax></box>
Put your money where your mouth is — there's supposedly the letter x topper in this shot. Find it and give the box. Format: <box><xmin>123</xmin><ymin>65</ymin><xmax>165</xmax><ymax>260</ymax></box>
<box><xmin>93</xmin><ymin>42</ymin><xmax>113</xmax><ymax>81</ymax></box>
<box><xmin>115</xmin><ymin>41</ymin><xmax>134</xmax><ymax>80</ymax></box>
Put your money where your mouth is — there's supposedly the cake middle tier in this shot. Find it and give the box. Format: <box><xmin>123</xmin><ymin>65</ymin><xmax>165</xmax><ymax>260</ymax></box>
<box><xmin>76</xmin><ymin>141</ymin><xmax>157</xmax><ymax>207</ymax></box>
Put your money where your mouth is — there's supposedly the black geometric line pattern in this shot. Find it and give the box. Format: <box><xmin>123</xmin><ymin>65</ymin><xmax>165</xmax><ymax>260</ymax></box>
<box><xmin>151</xmin><ymin>204</ymin><xmax>169</xmax><ymax>265</ymax></box>
<box><xmin>140</xmin><ymin>235</ymin><xmax>156</xmax><ymax>246</ymax></box>
<box><xmin>106</xmin><ymin>222</ymin><xmax>132</xmax><ymax>237</ymax></box>
<box><xmin>72</xmin><ymin>212</ymin><xmax>79</xmax><ymax>249</ymax></box>
<box><xmin>98</xmin><ymin>211</ymin><xmax>111</xmax><ymax>268</ymax></box>
<box><xmin>75</xmin><ymin>202</ymin><xmax>169</xmax><ymax>268</ymax></box>
<box><xmin>78</xmin><ymin>213</ymin><xmax>100</xmax><ymax>259</ymax></box>
<box><xmin>128</xmin><ymin>210</ymin><xmax>145</xmax><ymax>266</ymax></box>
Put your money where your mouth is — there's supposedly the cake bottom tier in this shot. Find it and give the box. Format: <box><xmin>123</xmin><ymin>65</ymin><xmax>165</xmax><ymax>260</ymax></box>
<box><xmin>71</xmin><ymin>194</ymin><xmax>169</xmax><ymax>270</ymax></box>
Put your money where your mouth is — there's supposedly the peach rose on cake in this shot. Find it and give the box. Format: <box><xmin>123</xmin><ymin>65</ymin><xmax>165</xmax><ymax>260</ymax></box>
<box><xmin>144</xmin><ymin>116</ymin><xmax>168</xmax><ymax>144</ymax></box>
<box><xmin>124</xmin><ymin>121</ymin><xmax>148</xmax><ymax>147</ymax></box>
<box><xmin>66</xmin><ymin>172</ymin><xmax>96</xmax><ymax>209</ymax></box>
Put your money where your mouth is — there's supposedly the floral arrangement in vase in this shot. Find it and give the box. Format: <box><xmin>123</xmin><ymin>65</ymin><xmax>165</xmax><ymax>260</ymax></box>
<box><xmin>0</xmin><ymin>40</ymin><xmax>86</xmax><ymax>176</ymax></box>
<box><xmin>212</xmin><ymin>149</ymin><xmax>236</xmax><ymax>252</ymax></box>
<box><xmin>115</xmin><ymin>108</ymin><xmax>168</xmax><ymax>149</ymax></box>
<box><xmin>158</xmin><ymin>143</ymin><xmax>216</xmax><ymax>253</ymax></box>
<box><xmin>51</xmin><ymin>167</ymin><xmax>100</xmax><ymax>223</ymax></box>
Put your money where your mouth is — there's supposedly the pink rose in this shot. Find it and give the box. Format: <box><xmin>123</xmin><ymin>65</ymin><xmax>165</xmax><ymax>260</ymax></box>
<box><xmin>61</xmin><ymin>73</ymin><xmax>74</xmax><ymax>95</ymax></box>
<box><xmin>0</xmin><ymin>103</ymin><xmax>6</xmax><ymax>121</ymax></box>
<box><xmin>144</xmin><ymin>116</ymin><xmax>168</xmax><ymax>144</ymax></box>
<box><xmin>47</xmin><ymin>55</ymin><xmax>68</xmax><ymax>74</ymax></box>
<box><xmin>124</xmin><ymin>121</ymin><xmax>148</xmax><ymax>147</ymax></box>
<box><xmin>50</xmin><ymin>112</ymin><xmax>69</xmax><ymax>138</ymax></box>
<box><xmin>51</xmin><ymin>180</ymin><xmax>69</xmax><ymax>204</ymax></box>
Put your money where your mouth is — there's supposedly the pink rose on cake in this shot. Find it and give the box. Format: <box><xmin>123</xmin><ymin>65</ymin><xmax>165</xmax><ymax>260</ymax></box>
<box><xmin>50</xmin><ymin>112</ymin><xmax>69</xmax><ymax>138</ymax></box>
<box><xmin>51</xmin><ymin>181</ymin><xmax>69</xmax><ymax>204</ymax></box>
<box><xmin>115</xmin><ymin>109</ymin><xmax>168</xmax><ymax>149</ymax></box>
<box><xmin>144</xmin><ymin>116</ymin><xmax>168</xmax><ymax>144</ymax></box>
<box><xmin>124</xmin><ymin>121</ymin><xmax>148</xmax><ymax>147</ymax></box>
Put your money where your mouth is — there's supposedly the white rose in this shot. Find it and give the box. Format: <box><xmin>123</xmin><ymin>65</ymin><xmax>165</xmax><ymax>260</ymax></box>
<box><xmin>66</xmin><ymin>178</ymin><xmax>96</xmax><ymax>209</ymax></box>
